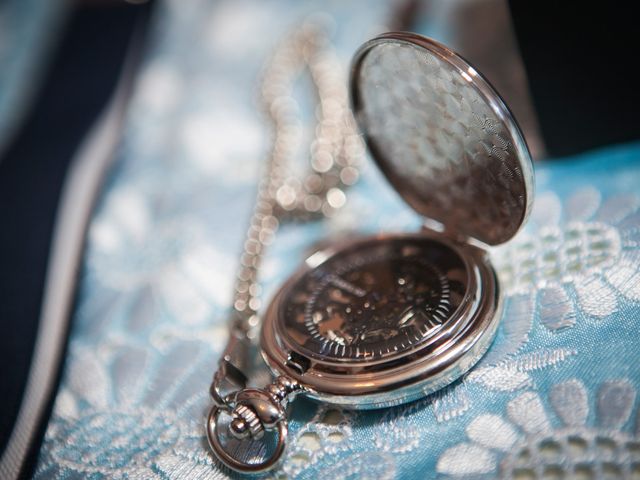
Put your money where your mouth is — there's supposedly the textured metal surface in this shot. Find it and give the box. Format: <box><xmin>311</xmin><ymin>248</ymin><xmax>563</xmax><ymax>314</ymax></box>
<box><xmin>351</xmin><ymin>33</ymin><xmax>534</xmax><ymax>246</ymax></box>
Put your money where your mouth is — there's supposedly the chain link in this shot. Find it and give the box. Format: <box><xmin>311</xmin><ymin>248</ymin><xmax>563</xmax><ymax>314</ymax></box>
<box><xmin>229</xmin><ymin>21</ymin><xmax>363</xmax><ymax>340</ymax></box>
<box><xmin>206</xmin><ymin>19</ymin><xmax>363</xmax><ymax>472</ymax></box>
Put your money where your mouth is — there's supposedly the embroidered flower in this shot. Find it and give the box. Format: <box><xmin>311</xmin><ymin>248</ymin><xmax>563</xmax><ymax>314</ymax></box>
<box><xmin>35</xmin><ymin>340</ymin><xmax>224</xmax><ymax>479</ymax></box>
<box><xmin>296</xmin><ymin>451</ymin><xmax>398</xmax><ymax>480</ymax></box>
<box><xmin>85</xmin><ymin>185</ymin><xmax>237</xmax><ymax>330</ymax></box>
<box><xmin>432</xmin><ymin>188</ymin><xmax>640</xmax><ymax>422</ymax></box>
<box><xmin>496</xmin><ymin>187</ymin><xmax>640</xmax><ymax>329</ymax></box>
<box><xmin>437</xmin><ymin>379</ymin><xmax>640</xmax><ymax>478</ymax></box>
<box><xmin>282</xmin><ymin>406</ymin><xmax>355</xmax><ymax>477</ymax></box>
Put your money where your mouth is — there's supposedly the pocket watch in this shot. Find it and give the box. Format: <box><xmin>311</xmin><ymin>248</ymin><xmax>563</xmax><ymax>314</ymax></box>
<box><xmin>207</xmin><ymin>31</ymin><xmax>534</xmax><ymax>473</ymax></box>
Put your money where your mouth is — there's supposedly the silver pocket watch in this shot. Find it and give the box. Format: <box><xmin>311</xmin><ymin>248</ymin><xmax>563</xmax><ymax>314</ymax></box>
<box><xmin>207</xmin><ymin>31</ymin><xmax>534</xmax><ymax>473</ymax></box>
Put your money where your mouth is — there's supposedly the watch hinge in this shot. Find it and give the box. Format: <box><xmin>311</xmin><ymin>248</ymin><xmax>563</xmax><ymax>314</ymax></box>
<box><xmin>419</xmin><ymin>219</ymin><xmax>490</xmax><ymax>250</ymax></box>
<box><xmin>420</xmin><ymin>220</ymin><xmax>467</xmax><ymax>245</ymax></box>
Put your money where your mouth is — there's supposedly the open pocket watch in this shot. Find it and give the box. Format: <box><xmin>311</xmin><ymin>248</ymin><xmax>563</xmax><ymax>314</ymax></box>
<box><xmin>207</xmin><ymin>31</ymin><xmax>534</xmax><ymax>473</ymax></box>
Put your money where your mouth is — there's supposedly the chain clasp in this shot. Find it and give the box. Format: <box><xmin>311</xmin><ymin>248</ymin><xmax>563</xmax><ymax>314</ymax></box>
<box><xmin>206</xmin><ymin>376</ymin><xmax>302</xmax><ymax>473</ymax></box>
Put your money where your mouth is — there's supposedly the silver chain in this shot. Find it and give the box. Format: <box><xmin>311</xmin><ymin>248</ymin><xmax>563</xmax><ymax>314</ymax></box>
<box><xmin>229</xmin><ymin>21</ymin><xmax>363</xmax><ymax>340</ymax></box>
<box><xmin>207</xmin><ymin>20</ymin><xmax>363</xmax><ymax>472</ymax></box>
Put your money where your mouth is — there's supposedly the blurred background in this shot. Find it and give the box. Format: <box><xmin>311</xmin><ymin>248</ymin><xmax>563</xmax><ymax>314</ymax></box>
<box><xmin>1</xmin><ymin>0</ymin><xmax>639</xmax><ymax>478</ymax></box>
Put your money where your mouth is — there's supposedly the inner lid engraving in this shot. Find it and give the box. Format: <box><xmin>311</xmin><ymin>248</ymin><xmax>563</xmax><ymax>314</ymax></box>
<box><xmin>350</xmin><ymin>33</ymin><xmax>534</xmax><ymax>245</ymax></box>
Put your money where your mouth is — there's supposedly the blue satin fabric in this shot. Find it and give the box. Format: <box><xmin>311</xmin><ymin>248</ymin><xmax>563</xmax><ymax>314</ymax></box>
<box><xmin>34</xmin><ymin>1</ymin><xmax>640</xmax><ymax>478</ymax></box>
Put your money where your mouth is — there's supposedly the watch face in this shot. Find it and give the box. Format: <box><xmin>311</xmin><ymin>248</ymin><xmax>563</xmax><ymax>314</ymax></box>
<box><xmin>279</xmin><ymin>237</ymin><xmax>469</xmax><ymax>362</ymax></box>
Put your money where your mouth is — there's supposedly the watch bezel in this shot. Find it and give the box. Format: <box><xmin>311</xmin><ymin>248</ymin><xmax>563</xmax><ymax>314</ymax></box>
<box><xmin>260</xmin><ymin>231</ymin><xmax>502</xmax><ymax>409</ymax></box>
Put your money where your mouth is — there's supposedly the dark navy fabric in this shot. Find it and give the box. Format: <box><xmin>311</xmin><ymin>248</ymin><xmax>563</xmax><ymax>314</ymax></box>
<box><xmin>509</xmin><ymin>2</ymin><xmax>640</xmax><ymax>157</ymax></box>
<box><xmin>0</xmin><ymin>2</ymin><xmax>153</xmax><ymax>477</ymax></box>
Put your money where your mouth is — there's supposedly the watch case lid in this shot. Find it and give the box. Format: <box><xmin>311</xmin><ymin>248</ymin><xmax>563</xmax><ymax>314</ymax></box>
<box><xmin>350</xmin><ymin>32</ymin><xmax>534</xmax><ymax>246</ymax></box>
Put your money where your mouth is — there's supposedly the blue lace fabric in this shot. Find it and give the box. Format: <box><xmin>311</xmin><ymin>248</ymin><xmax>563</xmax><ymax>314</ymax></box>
<box><xmin>34</xmin><ymin>1</ymin><xmax>640</xmax><ymax>478</ymax></box>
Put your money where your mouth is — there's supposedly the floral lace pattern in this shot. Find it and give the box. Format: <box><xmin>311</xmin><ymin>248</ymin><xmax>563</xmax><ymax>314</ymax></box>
<box><xmin>34</xmin><ymin>1</ymin><xmax>640</xmax><ymax>478</ymax></box>
<box><xmin>437</xmin><ymin>379</ymin><xmax>640</xmax><ymax>478</ymax></box>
